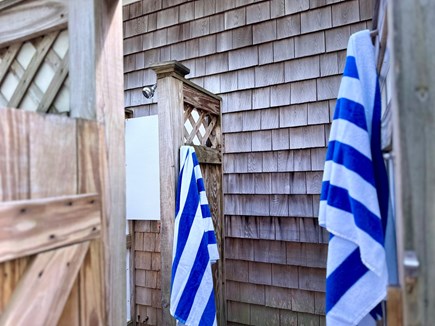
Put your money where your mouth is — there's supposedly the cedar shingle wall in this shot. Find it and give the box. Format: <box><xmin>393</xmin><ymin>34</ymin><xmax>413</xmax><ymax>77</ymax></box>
<box><xmin>134</xmin><ymin>221</ymin><xmax>162</xmax><ymax>325</ymax></box>
<box><xmin>123</xmin><ymin>0</ymin><xmax>373</xmax><ymax>324</ymax></box>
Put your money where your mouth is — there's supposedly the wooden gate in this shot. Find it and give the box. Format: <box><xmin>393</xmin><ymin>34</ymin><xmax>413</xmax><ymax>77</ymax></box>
<box><xmin>0</xmin><ymin>1</ymin><xmax>125</xmax><ymax>325</ymax></box>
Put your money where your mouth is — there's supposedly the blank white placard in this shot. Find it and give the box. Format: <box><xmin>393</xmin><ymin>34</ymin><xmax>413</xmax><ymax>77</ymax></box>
<box><xmin>125</xmin><ymin>115</ymin><xmax>160</xmax><ymax>220</ymax></box>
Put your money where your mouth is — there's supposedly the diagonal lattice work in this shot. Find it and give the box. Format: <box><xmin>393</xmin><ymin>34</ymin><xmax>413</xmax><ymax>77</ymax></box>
<box><xmin>0</xmin><ymin>30</ymin><xmax>70</xmax><ymax>114</ymax></box>
<box><xmin>184</xmin><ymin>103</ymin><xmax>220</xmax><ymax>149</ymax></box>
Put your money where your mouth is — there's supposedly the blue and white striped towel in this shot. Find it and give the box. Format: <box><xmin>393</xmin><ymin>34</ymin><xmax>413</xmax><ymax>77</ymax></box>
<box><xmin>319</xmin><ymin>30</ymin><xmax>390</xmax><ymax>325</ymax></box>
<box><xmin>170</xmin><ymin>146</ymin><xmax>219</xmax><ymax>326</ymax></box>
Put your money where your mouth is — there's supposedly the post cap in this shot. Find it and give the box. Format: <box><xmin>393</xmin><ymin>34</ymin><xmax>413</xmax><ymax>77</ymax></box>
<box><xmin>149</xmin><ymin>61</ymin><xmax>190</xmax><ymax>79</ymax></box>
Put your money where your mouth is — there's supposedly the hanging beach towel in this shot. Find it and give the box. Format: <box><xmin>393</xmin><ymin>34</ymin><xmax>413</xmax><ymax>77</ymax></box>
<box><xmin>319</xmin><ymin>30</ymin><xmax>390</xmax><ymax>325</ymax></box>
<box><xmin>170</xmin><ymin>146</ymin><xmax>219</xmax><ymax>326</ymax></box>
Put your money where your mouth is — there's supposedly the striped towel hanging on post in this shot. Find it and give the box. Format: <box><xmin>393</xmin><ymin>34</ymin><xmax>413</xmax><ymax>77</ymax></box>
<box><xmin>319</xmin><ymin>30</ymin><xmax>390</xmax><ymax>325</ymax></box>
<box><xmin>170</xmin><ymin>146</ymin><xmax>219</xmax><ymax>326</ymax></box>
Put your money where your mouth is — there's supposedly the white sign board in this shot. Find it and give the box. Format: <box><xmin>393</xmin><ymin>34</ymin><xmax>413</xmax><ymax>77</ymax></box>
<box><xmin>125</xmin><ymin>115</ymin><xmax>160</xmax><ymax>220</ymax></box>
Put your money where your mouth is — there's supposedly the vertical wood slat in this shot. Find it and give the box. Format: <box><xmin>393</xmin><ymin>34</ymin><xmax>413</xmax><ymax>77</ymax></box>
<box><xmin>201</xmin><ymin>164</ymin><xmax>225</xmax><ymax>325</ymax></box>
<box><xmin>8</xmin><ymin>31</ymin><xmax>59</xmax><ymax>108</ymax></box>
<box><xmin>69</xmin><ymin>0</ymin><xmax>126</xmax><ymax>324</ymax></box>
<box><xmin>391</xmin><ymin>0</ymin><xmax>435</xmax><ymax>324</ymax></box>
<box><xmin>0</xmin><ymin>109</ymin><xmax>30</xmax><ymax>314</ymax></box>
<box><xmin>77</xmin><ymin>119</ymin><xmax>105</xmax><ymax>326</ymax></box>
<box><xmin>151</xmin><ymin>61</ymin><xmax>188</xmax><ymax>326</ymax></box>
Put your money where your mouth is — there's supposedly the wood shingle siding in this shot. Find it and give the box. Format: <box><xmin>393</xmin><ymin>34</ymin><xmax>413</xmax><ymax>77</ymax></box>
<box><xmin>123</xmin><ymin>0</ymin><xmax>373</xmax><ymax>324</ymax></box>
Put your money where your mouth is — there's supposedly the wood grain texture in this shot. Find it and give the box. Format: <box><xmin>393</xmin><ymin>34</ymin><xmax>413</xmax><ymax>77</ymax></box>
<box><xmin>0</xmin><ymin>109</ymin><xmax>30</xmax><ymax>314</ymax></box>
<box><xmin>8</xmin><ymin>31</ymin><xmax>58</xmax><ymax>108</ymax></box>
<box><xmin>391</xmin><ymin>0</ymin><xmax>435</xmax><ymax>324</ymax></box>
<box><xmin>201</xmin><ymin>162</ymin><xmax>225</xmax><ymax>325</ymax></box>
<box><xmin>0</xmin><ymin>0</ymin><xmax>67</xmax><ymax>48</ymax></box>
<box><xmin>70</xmin><ymin>0</ymin><xmax>126</xmax><ymax>324</ymax></box>
<box><xmin>77</xmin><ymin>119</ymin><xmax>106</xmax><ymax>326</ymax></box>
<box><xmin>193</xmin><ymin>145</ymin><xmax>222</xmax><ymax>164</ymax></box>
<box><xmin>0</xmin><ymin>193</ymin><xmax>100</xmax><ymax>263</ymax></box>
<box><xmin>152</xmin><ymin>64</ymin><xmax>185</xmax><ymax>326</ymax></box>
<box><xmin>0</xmin><ymin>242</ymin><xmax>90</xmax><ymax>326</ymax></box>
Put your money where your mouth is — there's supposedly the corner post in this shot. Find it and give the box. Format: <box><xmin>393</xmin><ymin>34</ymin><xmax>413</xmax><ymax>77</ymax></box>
<box><xmin>150</xmin><ymin>61</ymin><xmax>190</xmax><ymax>326</ymax></box>
<box><xmin>390</xmin><ymin>1</ymin><xmax>435</xmax><ymax>324</ymax></box>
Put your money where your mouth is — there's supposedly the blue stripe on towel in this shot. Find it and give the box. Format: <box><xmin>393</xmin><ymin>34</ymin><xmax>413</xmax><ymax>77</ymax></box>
<box><xmin>319</xmin><ymin>30</ymin><xmax>389</xmax><ymax>325</ymax></box>
<box><xmin>334</xmin><ymin>98</ymin><xmax>368</xmax><ymax>130</ymax></box>
<box><xmin>325</xmin><ymin>141</ymin><xmax>376</xmax><ymax>186</ymax></box>
<box><xmin>326</xmin><ymin>247</ymin><xmax>368</xmax><ymax>312</ymax></box>
<box><xmin>321</xmin><ymin>182</ymin><xmax>384</xmax><ymax>245</ymax></box>
<box><xmin>170</xmin><ymin>146</ymin><xmax>219</xmax><ymax>326</ymax></box>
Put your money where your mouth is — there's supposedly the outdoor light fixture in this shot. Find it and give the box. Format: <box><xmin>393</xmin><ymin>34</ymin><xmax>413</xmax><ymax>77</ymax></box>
<box><xmin>142</xmin><ymin>84</ymin><xmax>157</xmax><ymax>99</ymax></box>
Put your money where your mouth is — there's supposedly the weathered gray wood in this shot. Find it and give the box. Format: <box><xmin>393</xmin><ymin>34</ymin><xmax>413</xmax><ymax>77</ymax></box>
<box><xmin>0</xmin><ymin>42</ymin><xmax>20</xmax><ymax>83</ymax></box>
<box><xmin>0</xmin><ymin>193</ymin><xmax>100</xmax><ymax>263</ymax></box>
<box><xmin>8</xmin><ymin>32</ymin><xmax>58</xmax><ymax>108</ymax></box>
<box><xmin>70</xmin><ymin>1</ymin><xmax>126</xmax><ymax>324</ymax></box>
<box><xmin>151</xmin><ymin>62</ymin><xmax>185</xmax><ymax>326</ymax></box>
<box><xmin>391</xmin><ymin>0</ymin><xmax>435</xmax><ymax>324</ymax></box>
<box><xmin>193</xmin><ymin>145</ymin><xmax>222</xmax><ymax>164</ymax></box>
<box><xmin>0</xmin><ymin>0</ymin><xmax>67</xmax><ymax>48</ymax></box>
<box><xmin>37</xmin><ymin>49</ymin><xmax>69</xmax><ymax>113</ymax></box>
<box><xmin>0</xmin><ymin>242</ymin><xmax>90</xmax><ymax>326</ymax></box>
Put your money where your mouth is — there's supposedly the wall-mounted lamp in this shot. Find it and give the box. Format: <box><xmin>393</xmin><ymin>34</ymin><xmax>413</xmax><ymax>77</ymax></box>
<box><xmin>142</xmin><ymin>84</ymin><xmax>157</xmax><ymax>99</ymax></box>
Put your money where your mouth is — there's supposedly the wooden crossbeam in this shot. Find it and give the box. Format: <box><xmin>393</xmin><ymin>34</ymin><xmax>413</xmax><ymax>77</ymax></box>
<box><xmin>0</xmin><ymin>0</ymin><xmax>67</xmax><ymax>48</ymax></box>
<box><xmin>0</xmin><ymin>242</ymin><xmax>90</xmax><ymax>325</ymax></box>
<box><xmin>8</xmin><ymin>31</ymin><xmax>58</xmax><ymax>108</ymax></box>
<box><xmin>183</xmin><ymin>81</ymin><xmax>220</xmax><ymax>116</ymax></box>
<box><xmin>0</xmin><ymin>193</ymin><xmax>101</xmax><ymax>263</ymax></box>
<box><xmin>192</xmin><ymin>145</ymin><xmax>222</xmax><ymax>165</ymax></box>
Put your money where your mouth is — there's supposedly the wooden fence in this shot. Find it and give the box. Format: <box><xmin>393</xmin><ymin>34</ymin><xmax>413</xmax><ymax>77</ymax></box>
<box><xmin>129</xmin><ymin>61</ymin><xmax>224</xmax><ymax>325</ymax></box>
<box><xmin>0</xmin><ymin>1</ymin><xmax>125</xmax><ymax>325</ymax></box>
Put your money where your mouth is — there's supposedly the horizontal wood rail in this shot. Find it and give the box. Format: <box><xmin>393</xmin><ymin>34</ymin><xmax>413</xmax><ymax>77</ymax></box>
<box><xmin>183</xmin><ymin>83</ymin><xmax>220</xmax><ymax>116</ymax></box>
<box><xmin>0</xmin><ymin>193</ymin><xmax>101</xmax><ymax>263</ymax></box>
<box><xmin>0</xmin><ymin>0</ymin><xmax>67</xmax><ymax>48</ymax></box>
<box><xmin>192</xmin><ymin>145</ymin><xmax>222</xmax><ymax>164</ymax></box>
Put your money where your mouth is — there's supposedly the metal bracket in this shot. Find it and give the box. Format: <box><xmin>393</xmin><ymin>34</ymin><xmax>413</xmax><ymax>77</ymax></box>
<box><xmin>404</xmin><ymin>250</ymin><xmax>420</xmax><ymax>292</ymax></box>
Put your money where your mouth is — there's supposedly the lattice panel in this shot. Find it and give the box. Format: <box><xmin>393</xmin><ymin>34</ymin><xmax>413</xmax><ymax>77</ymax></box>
<box><xmin>184</xmin><ymin>104</ymin><xmax>220</xmax><ymax>148</ymax></box>
<box><xmin>0</xmin><ymin>30</ymin><xmax>70</xmax><ymax>114</ymax></box>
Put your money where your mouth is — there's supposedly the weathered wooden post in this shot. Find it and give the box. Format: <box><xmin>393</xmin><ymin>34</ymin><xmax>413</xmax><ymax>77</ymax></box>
<box><xmin>390</xmin><ymin>1</ymin><xmax>435</xmax><ymax>324</ymax></box>
<box><xmin>151</xmin><ymin>61</ymin><xmax>188</xmax><ymax>326</ymax></box>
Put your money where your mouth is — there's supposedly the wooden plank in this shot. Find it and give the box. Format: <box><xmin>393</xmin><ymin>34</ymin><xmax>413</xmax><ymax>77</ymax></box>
<box><xmin>28</xmin><ymin>110</ymin><xmax>79</xmax><ymax>324</ymax></box>
<box><xmin>128</xmin><ymin>220</ymin><xmax>136</xmax><ymax>325</ymax></box>
<box><xmin>183</xmin><ymin>81</ymin><xmax>221</xmax><ymax>116</ymax></box>
<box><xmin>0</xmin><ymin>242</ymin><xmax>90</xmax><ymax>325</ymax></box>
<box><xmin>0</xmin><ymin>193</ymin><xmax>100</xmax><ymax>263</ymax></box>
<box><xmin>0</xmin><ymin>0</ymin><xmax>26</xmax><ymax>11</ymax></box>
<box><xmin>8</xmin><ymin>31</ymin><xmax>58</xmax><ymax>108</ymax></box>
<box><xmin>59</xmin><ymin>278</ymin><xmax>81</xmax><ymax>326</ymax></box>
<box><xmin>36</xmin><ymin>48</ymin><xmax>69</xmax><ymax>113</ymax></box>
<box><xmin>0</xmin><ymin>109</ymin><xmax>30</xmax><ymax>313</ymax></box>
<box><xmin>76</xmin><ymin>119</ymin><xmax>106</xmax><ymax>326</ymax></box>
<box><xmin>192</xmin><ymin>145</ymin><xmax>222</xmax><ymax>164</ymax></box>
<box><xmin>70</xmin><ymin>0</ymin><xmax>126</xmax><ymax>324</ymax></box>
<box><xmin>201</xmin><ymin>163</ymin><xmax>225</xmax><ymax>325</ymax></box>
<box><xmin>0</xmin><ymin>0</ymin><xmax>67</xmax><ymax>48</ymax></box>
<box><xmin>391</xmin><ymin>1</ymin><xmax>435</xmax><ymax>324</ymax></box>
<box><xmin>387</xmin><ymin>286</ymin><xmax>403</xmax><ymax>326</ymax></box>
